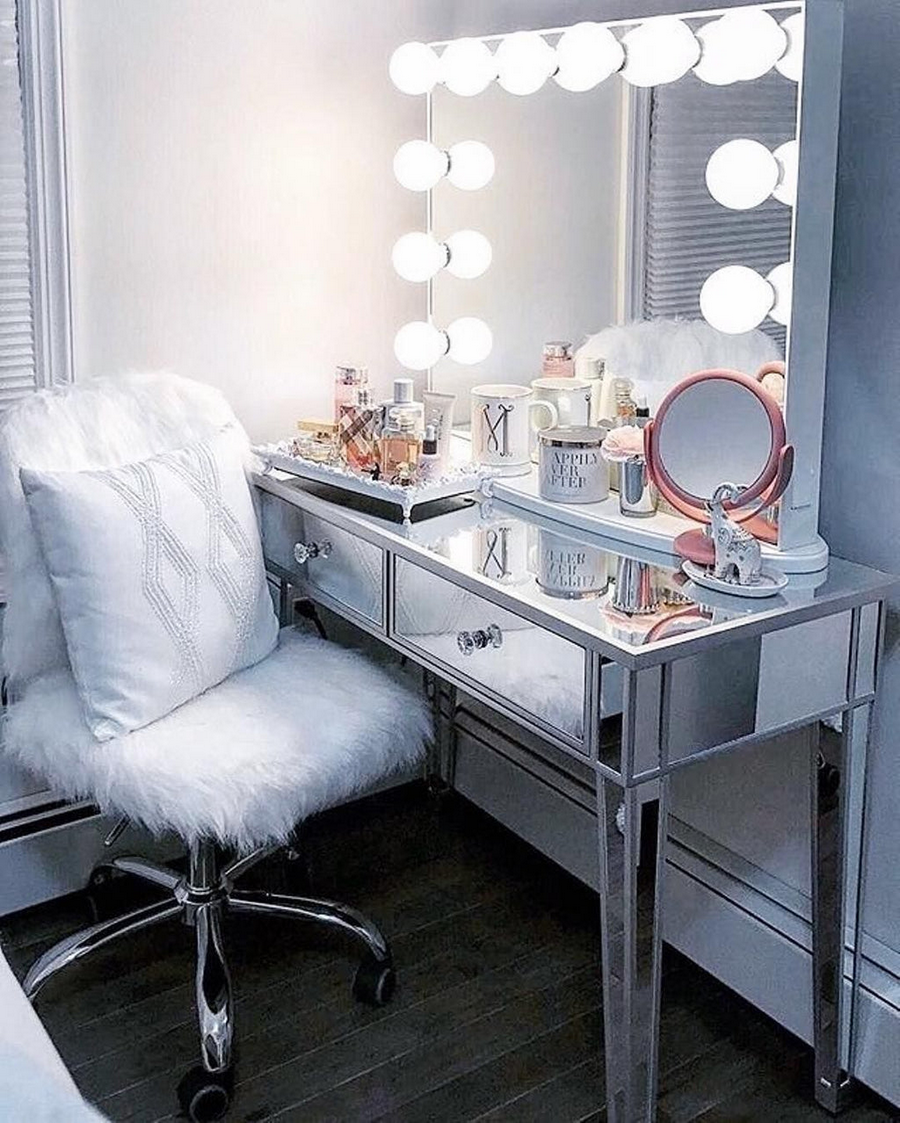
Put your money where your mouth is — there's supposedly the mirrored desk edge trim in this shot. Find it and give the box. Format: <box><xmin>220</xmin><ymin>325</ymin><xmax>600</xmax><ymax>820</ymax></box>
<box><xmin>253</xmin><ymin>471</ymin><xmax>896</xmax><ymax>673</ymax></box>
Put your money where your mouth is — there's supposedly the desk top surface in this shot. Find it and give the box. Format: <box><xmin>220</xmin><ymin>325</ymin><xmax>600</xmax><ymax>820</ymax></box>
<box><xmin>256</xmin><ymin>472</ymin><xmax>896</xmax><ymax>668</ymax></box>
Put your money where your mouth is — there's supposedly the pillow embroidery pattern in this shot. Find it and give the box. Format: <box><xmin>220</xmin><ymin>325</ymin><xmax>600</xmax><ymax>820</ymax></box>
<box><xmin>98</xmin><ymin>440</ymin><xmax>258</xmax><ymax>696</ymax></box>
<box><xmin>158</xmin><ymin>439</ymin><xmax>258</xmax><ymax>673</ymax></box>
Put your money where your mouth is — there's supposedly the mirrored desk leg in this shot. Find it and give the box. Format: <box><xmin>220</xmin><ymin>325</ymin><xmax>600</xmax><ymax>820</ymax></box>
<box><xmin>597</xmin><ymin>774</ymin><xmax>669</xmax><ymax>1123</ymax></box>
<box><xmin>424</xmin><ymin>672</ymin><xmax>457</xmax><ymax>795</ymax></box>
<box><xmin>812</xmin><ymin>708</ymin><xmax>871</xmax><ymax>1113</ymax></box>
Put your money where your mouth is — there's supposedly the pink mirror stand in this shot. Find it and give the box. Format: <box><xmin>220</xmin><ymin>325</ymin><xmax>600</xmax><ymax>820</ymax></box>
<box><xmin>644</xmin><ymin>368</ymin><xmax>794</xmax><ymax>565</ymax></box>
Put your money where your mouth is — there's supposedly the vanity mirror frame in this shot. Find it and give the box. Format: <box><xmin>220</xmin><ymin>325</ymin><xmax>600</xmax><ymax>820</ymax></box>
<box><xmin>393</xmin><ymin>0</ymin><xmax>843</xmax><ymax>570</ymax></box>
<box><xmin>645</xmin><ymin>367</ymin><xmax>794</xmax><ymax>543</ymax></box>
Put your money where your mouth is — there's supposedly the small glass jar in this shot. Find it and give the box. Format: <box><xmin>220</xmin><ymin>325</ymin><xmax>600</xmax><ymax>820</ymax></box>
<box><xmin>542</xmin><ymin>341</ymin><xmax>574</xmax><ymax>378</ymax></box>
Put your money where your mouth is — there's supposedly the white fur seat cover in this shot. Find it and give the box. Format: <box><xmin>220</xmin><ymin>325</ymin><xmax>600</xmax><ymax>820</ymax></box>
<box><xmin>2</xmin><ymin>627</ymin><xmax>429</xmax><ymax>850</ymax></box>
<box><xmin>0</xmin><ymin>372</ymin><xmax>429</xmax><ymax>850</ymax></box>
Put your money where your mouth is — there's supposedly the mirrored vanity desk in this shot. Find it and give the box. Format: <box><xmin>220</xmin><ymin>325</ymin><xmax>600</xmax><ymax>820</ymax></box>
<box><xmin>255</xmin><ymin>470</ymin><xmax>894</xmax><ymax>1123</ymax></box>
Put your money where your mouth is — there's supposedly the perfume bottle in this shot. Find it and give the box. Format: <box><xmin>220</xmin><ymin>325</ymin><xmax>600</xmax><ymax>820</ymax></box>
<box><xmin>334</xmin><ymin>364</ymin><xmax>368</xmax><ymax>423</ymax></box>
<box><xmin>416</xmin><ymin>424</ymin><xmax>442</xmax><ymax>484</ymax></box>
<box><xmin>379</xmin><ymin>408</ymin><xmax>421</xmax><ymax>483</ymax></box>
<box><xmin>542</xmin><ymin>341</ymin><xmax>574</xmax><ymax>378</ymax></box>
<box><xmin>293</xmin><ymin>419</ymin><xmax>338</xmax><ymax>462</ymax></box>
<box><xmin>338</xmin><ymin>387</ymin><xmax>378</xmax><ymax>473</ymax></box>
<box><xmin>382</xmin><ymin>376</ymin><xmax>425</xmax><ymax>435</ymax></box>
<box><xmin>614</xmin><ymin>378</ymin><xmax>637</xmax><ymax>426</ymax></box>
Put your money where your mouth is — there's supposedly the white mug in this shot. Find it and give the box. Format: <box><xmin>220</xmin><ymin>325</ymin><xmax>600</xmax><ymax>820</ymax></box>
<box><xmin>471</xmin><ymin>384</ymin><xmax>557</xmax><ymax>476</ymax></box>
<box><xmin>530</xmin><ymin>377</ymin><xmax>593</xmax><ymax>427</ymax></box>
<box><xmin>529</xmin><ymin>376</ymin><xmax>593</xmax><ymax>459</ymax></box>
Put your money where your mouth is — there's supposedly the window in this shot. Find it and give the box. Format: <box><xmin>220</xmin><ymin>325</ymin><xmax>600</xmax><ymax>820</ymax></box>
<box><xmin>635</xmin><ymin>72</ymin><xmax>796</xmax><ymax>349</ymax></box>
<box><xmin>0</xmin><ymin>0</ymin><xmax>71</xmax><ymax>409</ymax></box>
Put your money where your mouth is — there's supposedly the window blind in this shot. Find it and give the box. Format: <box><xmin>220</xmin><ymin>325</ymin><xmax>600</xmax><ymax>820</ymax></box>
<box><xmin>0</xmin><ymin>0</ymin><xmax>35</xmax><ymax>407</ymax></box>
<box><xmin>642</xmin><ymin>72</ymin><xmax>797</xmax><ymax>348</ymax></box>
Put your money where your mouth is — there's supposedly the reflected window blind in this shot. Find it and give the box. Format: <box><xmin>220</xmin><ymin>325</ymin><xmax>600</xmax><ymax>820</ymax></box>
<box><xmin>0</xmin><ymin>0</ymin><xmax>35</xmax><ymax>407</ymax></box>
<box><xmin>642</xmin><ymin>72</ymin><xmax>797</xmax><ymax>347</ymax></box>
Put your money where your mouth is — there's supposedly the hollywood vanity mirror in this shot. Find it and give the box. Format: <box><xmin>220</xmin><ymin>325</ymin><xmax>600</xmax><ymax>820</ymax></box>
<box><xmin>389</xmin><ymin>0</ymin><xmax>842</xmax><ymax>575</ymax></box>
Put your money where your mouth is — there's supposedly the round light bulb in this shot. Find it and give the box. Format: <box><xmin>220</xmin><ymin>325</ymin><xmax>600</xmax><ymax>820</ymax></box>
<box><xmin>447</xmin><ymin>317</ymin><xmax>493</xmax><ymax>365</ymax></box>
<box><xmin>496</xmin><ymin>31</ymin><xmax>557</xmax><ymax>96</ymax></box>
<box><xmin>773</xmin><ymin>140</ymin><xmax>798</xmax><ymax>206</ymax></box>
<box><xmin>445</xmin><ymin>230</ymin><xmax>492</xmax><ymax>279</ymax></box>
<box><xmin>776</xmin><ymin>13</ymin><xmax>804</xmax><ymax>83</ymax></box>
<box><xmin>620</xmin><ymin>18</ymin><xmax>700</xmax><ymax>87</ymax></box>
<box><xmin>394</xmin><ymin>321</ymin><xmax>449</xmax><ymax>370</ymax></box>
<box><xmin>766</xmin><ymin>262</ymin><xmax>793</xmax><ymax>326</ymax></box>
<box><xmin>554</xmin><ymin>22</ymin><xmax>624</xmax><ymax>92</ymax></box>
<box><xmin>447</xmin><ymin>140</ymin><xmax>495</xmax><ymax>190</ymax></box>
<box><xmin>393</xmin><ymin>140</ymin><xmax>449</xmax><ymax>192</ymax></box>
<box><xmin>389</xmin><ymin>42</ymin><xmax>440</xmax><ymax>95</ymax></box>
<box><xmin>700</xmin><ymin>266</ymin><xmax>775</xmax><ymax>335</ymax></box>
<box><xmin>694</xmin><ymin>10</ymin><xmax>786</xmax><ymax>85</ymax></box>
<box><xmin>706</xmin><ymin>139</ymin><xmax>780</xmax><ymax>210</ymax></box>
<box><xmin>391</xmin><ymin>232</ymin><xmax>449</xmax><ymax>283</ymax></box>
<box><xmin>440</xmin><ymin>38</ymin><xmax>496</xmax><ymax>97</ymax></box>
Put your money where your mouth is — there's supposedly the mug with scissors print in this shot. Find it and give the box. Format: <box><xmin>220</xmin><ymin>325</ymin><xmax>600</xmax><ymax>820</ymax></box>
<box><xmin>470</xmin><ymin>384</ymin><xmax>557</xmax><ymax>476</ymax></box>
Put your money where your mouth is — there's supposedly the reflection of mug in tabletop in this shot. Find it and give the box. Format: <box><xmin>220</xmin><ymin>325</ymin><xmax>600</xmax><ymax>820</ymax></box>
<box><xmin>473</xmin><ymin>520</ymin><xmax>530</xmax><ymax>586</ymax></box>
<box><xmin>535</xmin><ymin>528</ymin><xmax>609</xmax><ymax>600</ymax></box>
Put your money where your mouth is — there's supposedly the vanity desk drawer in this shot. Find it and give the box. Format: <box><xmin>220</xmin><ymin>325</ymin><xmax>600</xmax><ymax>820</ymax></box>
<box><xmin>392</xmin><ymin>558</ymin><xmax>586</xmax><ymax>747</ymax></box>
<box><xmin>259</xmin><ymin>492</ymin><xmax>384</xmax><ymax>627</ymax></box>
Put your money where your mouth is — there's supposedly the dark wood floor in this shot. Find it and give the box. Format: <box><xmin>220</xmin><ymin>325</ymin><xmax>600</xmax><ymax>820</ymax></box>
<box><xmin>1</xmin><ymin>784</ymin><xmax>897</xmax><ymax>1123</ymax></box>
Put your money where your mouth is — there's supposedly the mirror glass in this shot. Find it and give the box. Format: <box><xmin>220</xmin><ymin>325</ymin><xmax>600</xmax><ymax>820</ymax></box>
<box><xmin>655</xmin><ymin>378</ymin><xmax>775</xmax><ymax>501</ymax></box>
<box><xmin>428</xmin><ymin>8</ymin><xmax>800</xmax><ymax>408</ymax></box>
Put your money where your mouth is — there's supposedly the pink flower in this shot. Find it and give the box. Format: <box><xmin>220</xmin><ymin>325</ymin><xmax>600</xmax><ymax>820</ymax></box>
<box><xmin>601</xmin><ymin>425</ymin><xmax>645</xmax><ymax>462</ymax></box>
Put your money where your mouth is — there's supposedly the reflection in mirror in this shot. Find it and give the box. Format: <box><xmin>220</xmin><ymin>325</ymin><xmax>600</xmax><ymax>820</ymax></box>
<box><xmin>655</xmin><ymin>377</ymin><xmax>776</xmax><ymax>502</ymax></box>
<box><xmin>426</xmin><ymin>10</ymin><xmax>799</xmax><ymax>411</ymax></box>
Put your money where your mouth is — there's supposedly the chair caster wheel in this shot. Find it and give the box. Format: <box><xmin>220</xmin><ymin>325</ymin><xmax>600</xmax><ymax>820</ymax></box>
<box><xmin>353</xmin><ymin>954</ymin><xmax>396</xmax><ymax>1007</ymax></box>
<box><xmin>176</xmin><ymin>1065</ymin><xmax>233</xmax><ymax>1122</ymax></box>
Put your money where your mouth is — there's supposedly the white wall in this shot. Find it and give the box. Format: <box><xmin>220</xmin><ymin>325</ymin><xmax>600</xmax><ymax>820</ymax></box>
<box><xmin>61</xmin><ymin>0</ymin><xmax>453</xmax><ymax>441</ymax></box>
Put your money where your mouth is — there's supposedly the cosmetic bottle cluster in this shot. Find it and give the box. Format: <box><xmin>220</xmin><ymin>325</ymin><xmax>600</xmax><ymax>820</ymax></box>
<box><xmin>291</xmin><ymin>366</ymin><xmax>454</xmax><ymax>486</ymax></box>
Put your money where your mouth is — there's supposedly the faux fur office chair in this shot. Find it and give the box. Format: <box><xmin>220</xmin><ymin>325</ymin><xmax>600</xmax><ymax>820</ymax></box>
<box><xmin>0</xmin><ymin>373</ymin><xmax>430</xmax><ymax>1122</ymax></box>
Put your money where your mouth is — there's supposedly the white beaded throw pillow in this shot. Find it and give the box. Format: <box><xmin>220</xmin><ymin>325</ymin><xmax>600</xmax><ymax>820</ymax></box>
<box><xmin>21</xmin><ymin>424</ymin><xmax>279</xmax><ymax>740</ymax></box>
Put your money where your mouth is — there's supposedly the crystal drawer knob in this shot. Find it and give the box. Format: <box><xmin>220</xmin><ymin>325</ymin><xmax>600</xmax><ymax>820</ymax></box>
<box><xmin>457</xmin><ymin>624</ymin><xmax>503</xmax><ymax>656</ymax></box>
<box><xmin>293</xmin><ymin>540</ymin><xmax>333</xmax><ymax>565</ymax></box>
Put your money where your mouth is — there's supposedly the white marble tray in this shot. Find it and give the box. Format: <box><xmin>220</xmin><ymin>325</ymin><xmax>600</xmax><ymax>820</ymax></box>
<box><xmin>254</xmin><ymin>443</ymin><xmax>487</xmax><ymax>521</ymax></box>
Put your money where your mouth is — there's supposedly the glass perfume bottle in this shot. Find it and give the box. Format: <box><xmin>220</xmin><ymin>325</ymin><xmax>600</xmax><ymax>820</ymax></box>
<box><xmin>416</xmin><ymin>424</ymin><xmax>442</xmax><ymax>484</ymax></box>
<box><xmin>614</xmin><ymin>377</ymin><xmax>637</xmax><ymax>425</ymax></box>
<box><xmin>334</xmin><ymin>364</ymin><xmax>368</xmax><ymax>423</ymax></box>
<box><xmin>379</xmin><ymin>408</ymin><xmax>421</xmax><ymax>483</ymax></box>
<box><xmin>542</xmin><ymin>341</ymin><xmax>574</xmax><ymax>378</ymax></box>
<box><xmin>338</xmin><ymin>387</ymin><xmax>378</xmax><ymax>473</ymax></box>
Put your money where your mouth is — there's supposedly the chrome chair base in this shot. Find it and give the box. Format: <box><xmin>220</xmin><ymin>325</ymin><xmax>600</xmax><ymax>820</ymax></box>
<box><xmin>24</xmin><ymin>838</ymin><xmax>395</xmax><ymax>1118</ymax></box>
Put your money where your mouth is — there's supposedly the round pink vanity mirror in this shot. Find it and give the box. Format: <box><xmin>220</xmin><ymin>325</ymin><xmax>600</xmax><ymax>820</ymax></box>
<box><xmin>644</xmin><ymin>369</ymin><xmax>793</xmax><ymax>566</ymax></box>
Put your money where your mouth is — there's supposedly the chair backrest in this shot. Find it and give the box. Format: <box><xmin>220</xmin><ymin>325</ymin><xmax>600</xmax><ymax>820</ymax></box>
<box><xmin>0</xmin><ymin>372</ymin><xmax>242</xmax><ymax>692</ymax></box>
<box><xmin>575</xmin><ymin>318</ymin><xmax>781</xmax><ymax>412</ymax></box>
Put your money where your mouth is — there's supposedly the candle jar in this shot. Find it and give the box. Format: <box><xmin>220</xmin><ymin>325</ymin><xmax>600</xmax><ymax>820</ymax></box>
<box><xmin>538</xmin><ymin>426</ymin><xmax>609</xmax><ymax>505</ymax></box>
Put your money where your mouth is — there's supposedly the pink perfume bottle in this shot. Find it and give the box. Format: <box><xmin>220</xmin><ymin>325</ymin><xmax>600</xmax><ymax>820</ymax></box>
<box><xmin>334</xmin><ymin>364</ymin><xmax>368</xmax><ymax>423</ymax></box>
<box><xmin>338</xmin><ymin>387</ymin><xmax>378</xmax><ymax>473</ymax></box>
<box><xmin>542</xmin><ymin>342</ymin><xmax>574</xmax><ymax>377</ymax></box>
